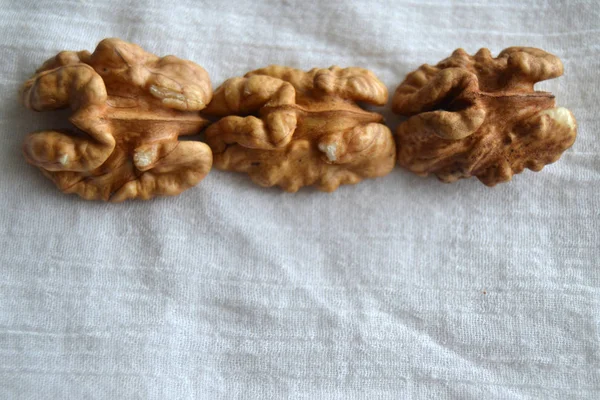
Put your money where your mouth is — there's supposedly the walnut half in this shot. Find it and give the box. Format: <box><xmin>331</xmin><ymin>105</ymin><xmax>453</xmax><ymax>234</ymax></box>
<box><xmin>21</xmin><ymin>38</ymin><xmax>213</xmax><ymax>201</ymax></box>
<box><xmin>203</xmin><ymin>65</ymin><xmax>396</xmax><ymax>192</ymax></box>
<box><xmin>392</xmin><ymin>47</ymin><xmax>577</xmax><ymax>186</ymax></box>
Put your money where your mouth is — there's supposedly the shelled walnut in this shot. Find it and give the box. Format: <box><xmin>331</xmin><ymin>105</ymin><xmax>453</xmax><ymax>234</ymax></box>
<box><xmin>203</xmin><ymin>65</ymin><xmax>396</xmax><ymax>192</ymax></box>
<box><xmin>392</xmin><ymin>47</ymin><xmax>577</xmax><ymax>186</ymax></box>
<box><xmin>21</xmin><ymin>38</ymin><xmax>213</xmax><ymax>201</ymax></box>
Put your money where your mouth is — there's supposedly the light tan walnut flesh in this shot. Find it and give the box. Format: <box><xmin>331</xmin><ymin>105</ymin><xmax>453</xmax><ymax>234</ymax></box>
<box><xmin>392</xmin><ymin>47</ymin><xmax>577</xmax><ymax>186</ymax></box>
<box><xmin>21</xmin><ymin>38</ymin><xmax>213</xmax><ymax>201</ymax></box>
<box><xmin>203</xmin><ymin>65</ymin><xmax>396</xmax><ymax>192</ymax></box>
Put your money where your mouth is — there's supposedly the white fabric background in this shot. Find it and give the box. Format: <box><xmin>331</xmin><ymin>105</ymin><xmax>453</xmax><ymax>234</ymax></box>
<box><xmin>1</xmin><ymin>0</ymin><xmax>599</xmax><ymax>398</ymax></box>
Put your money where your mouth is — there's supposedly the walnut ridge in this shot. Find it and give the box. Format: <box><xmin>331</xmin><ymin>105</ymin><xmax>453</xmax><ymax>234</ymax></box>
<box><xmin>203</xmin><ymin>65</ymin><xmax>396</xmax><ymax>192</ymax></box>
<box><xmin>392</xmin><ymin>47</ymin><xmax>577</xmax><ymax>186</ymax></box>
<box><xmin>21</xmin><ymin>38</ymin><xmax>213</xmax><ymax>201</ymax></box>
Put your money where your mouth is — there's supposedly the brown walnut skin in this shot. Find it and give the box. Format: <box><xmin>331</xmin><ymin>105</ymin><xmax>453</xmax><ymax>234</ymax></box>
<box><xmin>392</xmin><ymin>47</ymin><xmax>577</xmax><ymax>186</ymax></box>
<box><xmin>21</xmin><ymin>38</ymin><xmax>213</xmax><ymax>201</ymax></box>
<box><xmin>203</xmin><ymin>65</ymin><xmax>396</xmax><ymax>192</ymax></box>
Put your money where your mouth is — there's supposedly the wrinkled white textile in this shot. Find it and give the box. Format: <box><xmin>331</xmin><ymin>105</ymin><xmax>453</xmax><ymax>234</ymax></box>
<box><xmin>1</xmin><ymin>0</ymin><xmax>599</xmax><ymax>398</ymax></box>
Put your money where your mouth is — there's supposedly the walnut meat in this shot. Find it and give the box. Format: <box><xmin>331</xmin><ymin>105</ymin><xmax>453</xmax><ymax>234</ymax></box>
<box><xmin>392</xmin><ymin>47</ymin><xmax>577</xmax><ymax>186</ymax></box>
<box><xmin>203</xmin><ymin>65</ymin><xmax>396</xmax><ymax>192</ymax></box>
<box><xmin>21</xmin><ymin>38</ymin><xmax>213</xmax><ymax>201</ymax></box>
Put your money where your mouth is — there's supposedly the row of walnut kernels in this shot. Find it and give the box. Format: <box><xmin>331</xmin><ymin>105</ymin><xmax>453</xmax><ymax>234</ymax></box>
<box><xmin>21</xmin><ymin>38</ymin><xmax>577</xmax><ymax>201</ymax></box>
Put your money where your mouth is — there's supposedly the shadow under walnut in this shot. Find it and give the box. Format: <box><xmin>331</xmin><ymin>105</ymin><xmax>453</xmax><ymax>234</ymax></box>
<box><xmin>392</xmin><ymin>47</ymin><xmax>577</xmax><ymax>186</ymax></box>
<box><xmin>21</xmin><ymin>38</ymin><xmax>213</xmax><ymax>201</ymax></box>
<box><xmin>202</xmin><ymin>65</ymin><xmax>397</xmax><ymax>192</ymax></box>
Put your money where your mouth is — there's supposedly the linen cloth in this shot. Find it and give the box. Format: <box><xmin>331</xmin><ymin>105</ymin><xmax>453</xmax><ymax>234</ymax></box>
<box><xmin>1</xmin><ymin>0</ymin><xmax>599</xmax><ymax>398</ymax></box>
